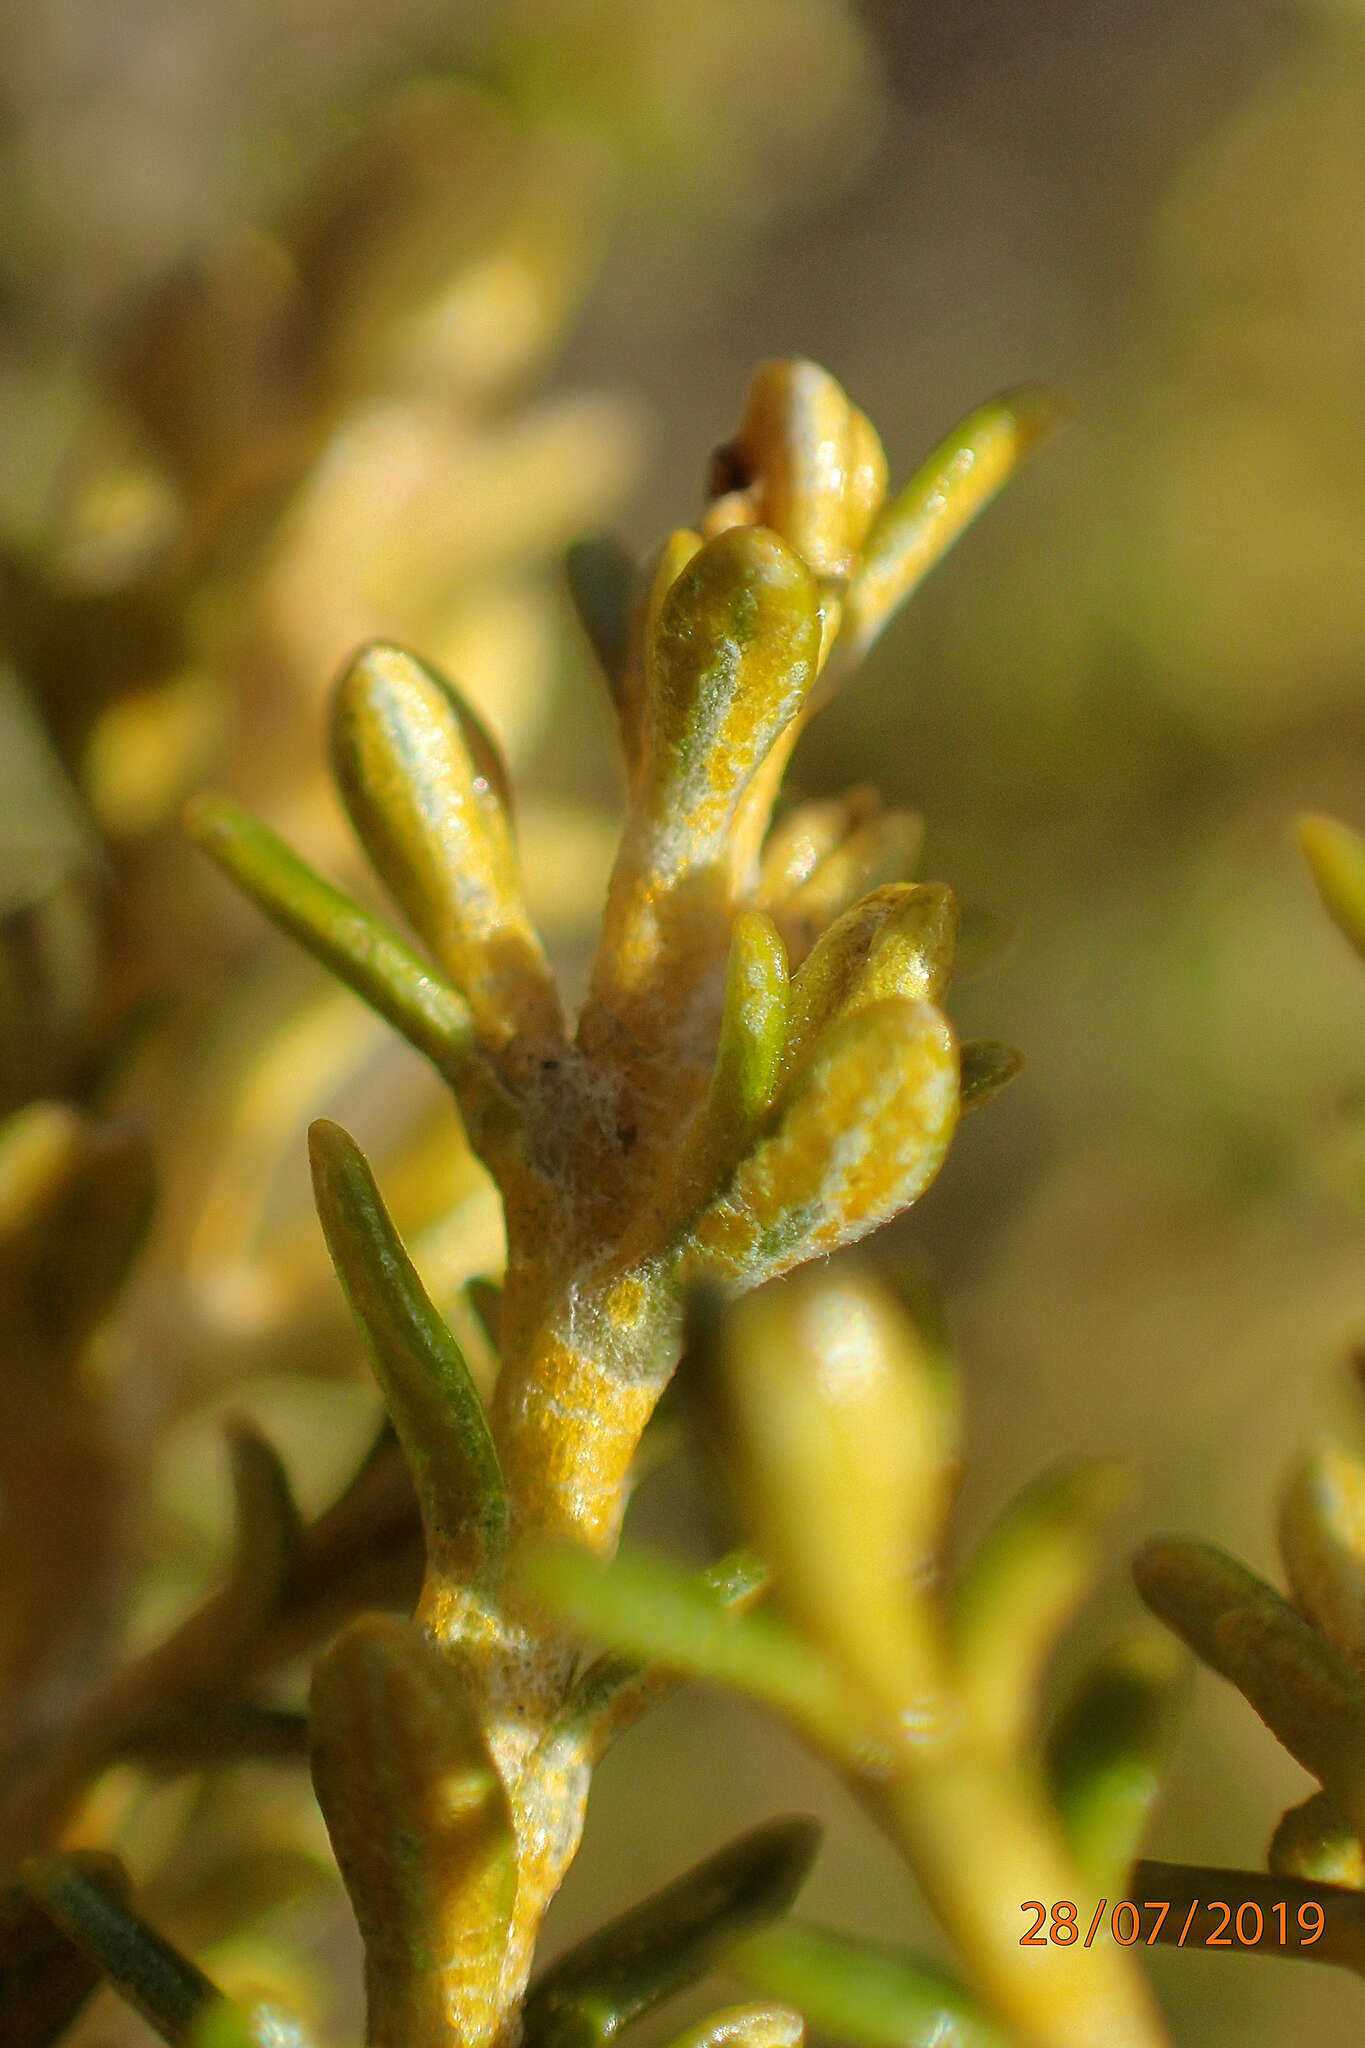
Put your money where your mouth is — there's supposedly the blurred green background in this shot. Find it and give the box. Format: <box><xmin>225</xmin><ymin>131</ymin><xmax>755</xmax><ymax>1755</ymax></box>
<box><xmin>7</xmin><ymin>2</ymin><xmax>1365</xmax><ymax>2042</ymax></box>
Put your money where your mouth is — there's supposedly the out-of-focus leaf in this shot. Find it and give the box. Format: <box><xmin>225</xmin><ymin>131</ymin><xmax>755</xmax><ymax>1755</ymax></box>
<box><xmin>656</xmin><ymin>2002</ymin><xmax>803</xmax><ymax>2048</ymax></box>
<box><xmin>959</xmin><ymin>1041</ymin><xmax>1023</xmax><ymax>1112</ymax></box>
<box><xmin>224</xmin><ymin>1421</ymin><xmax>303</xmax><ymax>1623</ymax></box>
<box><xmin>1280</xmin><ymin>1443</ymin><xmax>1365</xmax><ymax>1673</ymax></box>
<box><xmin>1134</xmin><ymin>1540</ymin><xmax>1365</xmax><ymax>1827</ymax></box>
<box><xmin>309</xmin><ymin>1118</ymin><xmax>507</xmax><ymax>1575</ymax></box>
<box><xmin>952</xmin><ymin>1459</ymin><xmax>1130</xmax><ymax>1756</ymax></box>
<box><xmin>539</xmin><ymin>1548</ymin><xmax>771</xmax><ymax>1768</ymax></box>
<box><xmin>331</xmin><ymin>641</ymin><xmax>558</xmax><ymax>1046</ymax></box>
<box><xmin>309</xmin><ymin>1615</ymin><xmax>515</xmax><ymax>2048</ymax></box>
<box><xmin>1</xmin><ymin>1854</ymin><xmax>129</xmax><ymax>2048</ymax></box>
<box><xmin>521</xmin><ymin>1818</ymin><xmax>821</xmax><ymax>2048</ymax></box>
<box><xmin>1044</xmin><ymin>1634</ymin><xmax>1187</xmax><ymax>1894</ymax></box>
<box><xmin>1270</xmin><ymin>1791</ymin><xmax>1365</xmax><ymax>1889</ymax></box>
<box><xmin>521</xmin><ymin>1541</ymin><xmax>863</xmax><ymax>1752</ymax></box>
<box><xmin>185</xmin><ymin>793</ymin><xmax>475</xmax><ymax>1070</ymax></box>
<box><xmin>698</xmin><ymin>1267</ymin><xmax>954</xmax><ymax>1721</ymax></box>
<box><xmin>843</xmin><ymin>389</ymin><xmax>1064</xmax><ymax>659</ymax></box>
<box><xmin>1298</xmin><ymin>812</ymin><xmax>1365</xmax><ymax>963</ymax></box>
<box><xmin>567</xmin><ymin>537</ymin><xmax>637</xmax><ymax>688</ymax></box>
<box><xmin>19</xmin><ymin>1855</ymin><xmax>237</xmax><ymax>2047</ymax></box>
<box><xmin>731</xmin><ymin>1920</ymin><xmax>1004</xmax><ymax>2048</ymax></box>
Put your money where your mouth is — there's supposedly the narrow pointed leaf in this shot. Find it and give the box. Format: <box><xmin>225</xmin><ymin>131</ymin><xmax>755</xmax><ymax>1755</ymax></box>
<box><xmin>731</xmin><ymin>1921</ymin><xmax>1004</xmax><ymax>2048</ymax></box>
<box><xmin>1280</xmin><ymin>1444</ymin><xmax>1365</xmax><ymax>1673</ymax></box>
<box><xmin>185</xmin><ymin>793</ymin><xmax>474</xmax><ymax>1069</ymax></box>
<box><xmin>521</xmin><ymin>1541</ymin><xmax>864</xmax><ymax>1752</ymax></box>
<box><xmin>1045</xmin><ymin>1634</ymin><xmax>1187</xmax><ymax>1894</ymax></box>
<box><xmin>657</xmin><ymin>2002</ymin><xmax>803</xmax><ymax>2048</ymax></box>
<box><xmin>309</xmin><ymin>1615</ymin><xmax>516</xmax><ymax>2048</ymax></box>
<box><xmin>225</xmin><ymin>1420</ymin><xmax>303</xmax><ymax>1622</ymax></box>
<box><xmin>683</xmin><ymin>998</ymin><xmax>959</xmax><ymax>1289</ymax></box>
<box><xmin>1269</xmin><ymin>1791</ymin><xmax>1365</xmax><ymax>1888</ymax></box>
<box><xmin>540</xmin><ymin>1548</ymin><xmax>771</xmax><ymax>1768</ymax></box>
<box><xmin>309</xmin><ymin>1119</ymin><xmax>507</xmax><ymax>1572</ymax></box>
<box><xmin>19</xmin><ymin>1855</ymin><xmax>235</xmax><ymax>2047</ymax></box>
<box><xmin>952</xmin><ymin>1458</ymin><xmax>1130</xmax><ymax>1756</ymax></box>
<box><xmin>843</xmin><ymin>389</ymin><xmax>1064</xmax><ymax>659</ymax></box>
<box><xmin>1134</xmin><ymin>1540</ymin><xmax>1365</xmax><ymax>1828</ymax></box>
<box><xmin>1</xmin><ymin>1855</ymin><xmax>130</xmax><ymax>2048</ymax></box>
<box><xmin>960</xmin><ymin>1040</ymin><xmax>1024</xmax><ymax>1112</ymax></box>
<box><xmin>522</xmin><ymin>1818</ymin><xmax>821</xmax><ymax>2048</ymax></box>
<box><xmin>331</xmin><ymin>643</ymin><xmax>558</xmax><ymax>1046</ymax></box>
<box><xmin>1298</xmin><ymin>812</ymin><xmax>1365</xmax><ymax>963</ymax></box>
<box><xmin>707</xmin><ymin>912</ymin><xmax>789</xmax><ymax>1161</ymax></box>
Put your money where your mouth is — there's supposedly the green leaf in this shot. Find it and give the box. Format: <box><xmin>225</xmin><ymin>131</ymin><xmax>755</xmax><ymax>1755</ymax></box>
<box><xmin>184</xmin><ymin>792</ymin><xmax>474</xmax><ymax>1070</ymax></box>
<box><xmin>539</xmin><ymin>1548</ymin><xmax>771</xmax><ymax>1768</ymax></box>
<box><xmin>1279</xmin><ymin>1443</ymin><xmax>1365</xmax><ymax>1673</ymax></box>
<box><xmin>308</xmin><ymin>1118</ymin><xmax>507</xmax><ymax>1575</ymax></box>
<box><xmin>521</xmin><ymin>1541</ymin><xmax>863</xmax><ymax>1753</ymax></box>
<box><xmin>1</xmin><ymin>1855</ymin><xmax>130</xmax><ymax>2048</ymax></box>
<box><xmin>1045</xmin><ymin>1634</ymin><xmax>1187</xmax><ymax>1895</ymax></box>
<box><xmin>655</xmin><ymin>2003</ymin><xmax>803</xmax><ymax>2048</ymax></box>
<box><xmin>952</xmin><ymin>1458</ymin><xmax>1130</xmax><ymax>1755</ymax></box>
<box><xmin>1134</xmin><ymin>1540</ymin><xmax>1365</xmax><ymax>1830</ymax></box>
<box><xmin>730</xmin><ymin>1921</ymin><xmax>1004</xmax><ymax>2048</ymax></box>
<box><xmin>843</xmin><ymin>389</ymin><xmax>1065</xmax><ymax>660</ymax></box>
<box><xmin>683</xmin><ymin>998</ymin><xmax>960</xmax><ymax>1290</ymax></box>
<box><xmin>706</xmin><ymin>912</ymin><xmax>789</xmax><ymax>1160</ymax></box>
<box><xmin>567</xmin><ymin>537</ymin><xmax>637</xmax><ymax>687</ymax></box>
<box><xmin>959</xmin><ymin>1040</ymin><xmax>1024</xmax><ymax>1112</ymax></box>
<box><xmin>330</xmin><ymin>642</ymin><xmax>558</xmax><ymax>1046</ymax></box>
<box><xmin>19</xmin><ymin>1855</ymin><xmax>235</xmax><ymax>2047</ymax></box>
<box><xmin>309</xmin><ymin>1615</ymin><xmax>516</xmax><ymax>2048</ymax></box>
<box><xmin>522</xmin><ymin>1818</ymin><xmax>821</xmax><ymax>2048</ymax></box>
<box><xmin>1298</xmin><ymin>812</ymin><xmax>1365</xmax><ymax>964</ymax></box>
<box><xmin>224</xmin><ymin>1420</ymin><xmax>303</xmax><ymax>1623</ymax></box>
<box><xmin>778</xmin><ymin>883</ymin><xmax>959</xmax><ymax>1085</ymax></box>
<box><xmin>639</xmin><ymin>526</ymin><xmax>821</xmax><ymax>859</ymax></box>
<box><xmin>1269</xmin><ymin>1791</ymin><xmax>1365</xmax><ymax>1888</ymax></box>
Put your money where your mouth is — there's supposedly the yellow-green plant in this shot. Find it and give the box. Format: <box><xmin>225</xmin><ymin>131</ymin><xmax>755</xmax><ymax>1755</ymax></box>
<box><xmin>2</xmin><ymin>360</ymin><xmax>1209</xmax><ymax>2048</ymax></box>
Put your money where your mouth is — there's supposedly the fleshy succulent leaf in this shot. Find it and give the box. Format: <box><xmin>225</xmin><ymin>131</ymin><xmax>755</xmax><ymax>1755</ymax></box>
<box><xmin>778</xmin><ymin>882</ymin><xmax>958</xmax><ymax>1084</ymax></box>
<box><xmin>655</xmin><ymin>2003</ymin><xmax>804</xmax><ymax>2048</ymax></box>
<box><xmin>705</xmin><ymin>911</ymin><xmax>790</xmax><ymax>1166</ymax></box>
<box><xmin>730</xmin><ymin>1921</ymin><xmax>1005</xmax><ymax>2048</ymax></box>
<box><xmin>308</xmin><ymin>1117</ymin><xmax>507</xmax><ymax>1574</ymax></box>
<box><xmin>308</xmin><ymin>1614</ymin><xmax>516</xmax><ymax>2048</ymax></box>
<box><xmin>952</xmin><ymin>1458</ymin><xmax>1131</xmax><ymax>1756</ymax></box>
<box><xmin>330</xmin><ymin>642</ymin><xmax>559</xmax><ymax>1047</ymax></box>
<box><xmin>682</xmin><ymin>998</ymin><xmax>959</xmax><ymax>1288</ymax></box>
<box><xmin>1044</xmin><ymin>1634</ymin><xmax>1187</xmax><ymax>1895</ymax></box>
<box><xmin>521</xmin><ymin>1818</ymin><xmax>821</xmax><ymax>2048</ymax></box>
<box><xmin>1134</xmin><ymin>1539</ymin><xmax>1365</xmax><ymax>1830</ymax></box>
